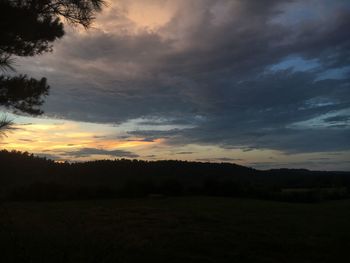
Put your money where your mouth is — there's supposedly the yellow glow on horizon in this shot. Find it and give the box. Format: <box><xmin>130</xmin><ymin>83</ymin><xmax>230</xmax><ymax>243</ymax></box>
<box><xmin>1</xmin><ymin>118</ymin><xmax>162</xmax><ymax>161</ymax></box>
<box><xmin>3</xmin><ymin>115</ymin><xmax>347</xmax><ymax>170</ymax></box>
<box><xmin>99</xmin><ymin>138</ymin><xmax>162</xmax><ymax>149</ymax></box>
<box><xmin>2</xmin><ymin>117</ymin><xmax>276</xmax><ymax>164</ymax></box>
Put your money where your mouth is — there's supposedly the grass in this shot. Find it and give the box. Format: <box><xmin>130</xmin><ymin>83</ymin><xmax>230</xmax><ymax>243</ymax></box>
<box><xmin>0</xmin><ymin>197</ymin><xmax>350</xmax><ymax>262</ymax></box>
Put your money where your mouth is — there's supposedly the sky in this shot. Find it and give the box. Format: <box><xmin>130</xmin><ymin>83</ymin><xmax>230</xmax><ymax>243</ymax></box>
<box><xmin>1</xmin><ymin>0</ymin><xmax>350</xmax><ymax>170</ymax></box>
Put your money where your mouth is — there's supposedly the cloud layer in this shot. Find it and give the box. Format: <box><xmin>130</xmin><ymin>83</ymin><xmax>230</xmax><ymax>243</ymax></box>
<box><xmin>62</xmin><ymin>147</ymin><xmax>139</xmax><ymax>158</ymax></box>
<box><xmin>14</xmin><ymin>0</ymin><xmax>350</xmax><ymax>161</ymax></box>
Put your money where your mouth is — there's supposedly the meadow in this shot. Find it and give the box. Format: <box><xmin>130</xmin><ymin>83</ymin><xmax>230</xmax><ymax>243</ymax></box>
<box><xmin>1</xmin><ymin>197</ymin><xmax>349</xmax><ymax>263</ymax></box>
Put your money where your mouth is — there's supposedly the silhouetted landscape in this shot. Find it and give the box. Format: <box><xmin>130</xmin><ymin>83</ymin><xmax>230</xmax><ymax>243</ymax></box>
<box><xmin>1</xmin><ymin>150</ymin><xmax>349</xmax><ymax>202</ymax></box>
<box><xmin>1</xmin><ymin>0</ymin><xmax>350</xmax><ymax>262</ymax></box>
<box><xmin>1</xmin><ymin>151</ymin><xmax>350</xmax><ymax>262</ymax></box>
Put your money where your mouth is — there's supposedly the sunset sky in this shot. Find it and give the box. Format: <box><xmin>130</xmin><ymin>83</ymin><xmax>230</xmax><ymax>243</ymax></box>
<box><xmin>2</xmin><ymin>0</ymin><xmax>350</xmax><ymax>170</ymax></box>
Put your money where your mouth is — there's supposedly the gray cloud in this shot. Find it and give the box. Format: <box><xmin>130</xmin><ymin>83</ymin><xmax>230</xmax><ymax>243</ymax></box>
<box><xmin>16</xmin><ymin>0</ymin><xmax>350</xmax><ymax>155</ymax></box>
<box><xmin>19</xmin><ymin>139</ymin><xmax>34</xmax><ymax>142</ymax></box>
<box><xmin>250</xmin><ymin>159</ymin><xmax>350</xmax><ymax>171</ymax></box>
<box><xmin>196</xmin><ymin>157</ymin><xmax>244</xmax><ymax>163</ymax></box>
<box><xmin>324</xmin><ymin>115</ymin><xmax>350</xmax><ymax>123</ymax></box>
<box><xmin>62</xmin><ymin>148</ymin><xmax>139</xmax><ymax>158</ymax></box>
<box><xmin>176</xmin><ymin>151</ymin><xmax>194</xmax><ymax>155</ymax></box>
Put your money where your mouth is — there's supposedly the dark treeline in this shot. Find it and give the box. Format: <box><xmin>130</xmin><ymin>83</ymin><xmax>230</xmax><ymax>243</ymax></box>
<box><xmin>1</xmin><ymin>150</ymin><xmax>349</xmax><ymax>202</ymax></box>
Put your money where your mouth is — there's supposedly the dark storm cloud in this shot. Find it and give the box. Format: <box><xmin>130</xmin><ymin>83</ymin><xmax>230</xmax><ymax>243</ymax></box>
<box><xmin>128</xmin><ymin>70</ymin><xmax>350</xmax><ymax>153</ymax></box>
<box><xmin>62</xmin><ymin>148</ymin><xmax>139</xmax><ymax>158</ymax></box>
<box><xmin>18</xmin><ymin>0</ymin><xmax>350</xmax><ymax>153</ymax></box>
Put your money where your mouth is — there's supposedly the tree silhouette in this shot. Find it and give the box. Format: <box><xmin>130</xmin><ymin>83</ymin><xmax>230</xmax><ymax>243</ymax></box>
<box><xmin>0</xmin><ymin>115</ymin><xmax>12</xmax><ymax>137</ymax></box>
<box><xmin>0</xmin><ymin>0</ymin><xmax>104</xmax><ymax>130</ymax></box>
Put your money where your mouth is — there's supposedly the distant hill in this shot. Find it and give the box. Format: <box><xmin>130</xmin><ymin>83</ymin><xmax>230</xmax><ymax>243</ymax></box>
<box><xmin>0</xmin><ymin>150</ymin><xmax>349</xmax><ymax>202</ymax></box>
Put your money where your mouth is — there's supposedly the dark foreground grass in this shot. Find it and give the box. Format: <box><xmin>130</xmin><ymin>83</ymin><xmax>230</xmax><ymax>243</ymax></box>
<box><xmin>0</xmin><ymin>197</ymin><xmax>349</xmax><ymax>263</ymax></box>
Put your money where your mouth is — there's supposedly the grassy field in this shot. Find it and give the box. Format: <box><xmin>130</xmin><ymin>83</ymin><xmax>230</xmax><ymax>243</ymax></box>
<box><xmin>0</xmin><ymin>197</ymin><xmax>349</xmax><ymax>263</ymax></box>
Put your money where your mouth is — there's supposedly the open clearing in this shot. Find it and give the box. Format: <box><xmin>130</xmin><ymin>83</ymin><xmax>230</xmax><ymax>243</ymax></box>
<box><xmin>1</xmin><ymin>197</ymin><xmax>349</xmax><ymax>262</ymax></box>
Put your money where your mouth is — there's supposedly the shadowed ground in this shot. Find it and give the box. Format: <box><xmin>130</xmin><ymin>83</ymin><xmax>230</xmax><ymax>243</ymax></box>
<box><xmin>0</xmin><ymin>197</ymin><xmax>349</xmax><ymax>262</ymax></box>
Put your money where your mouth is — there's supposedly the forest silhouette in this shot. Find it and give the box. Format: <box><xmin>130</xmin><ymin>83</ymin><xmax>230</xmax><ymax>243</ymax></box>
<box><xmin>1</xmin><ymin>150</ymin><xmax>349</xmax><ymax>202</ymax></box>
